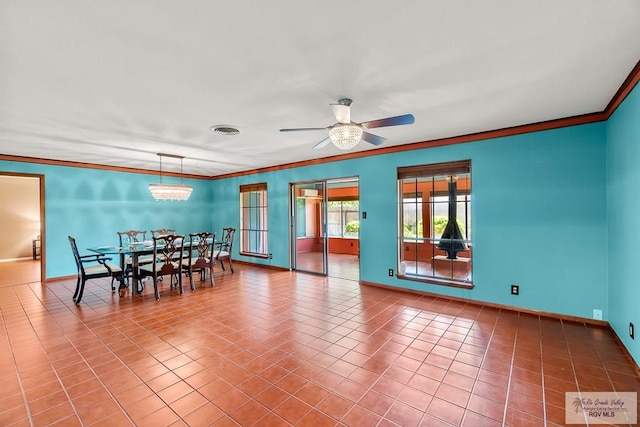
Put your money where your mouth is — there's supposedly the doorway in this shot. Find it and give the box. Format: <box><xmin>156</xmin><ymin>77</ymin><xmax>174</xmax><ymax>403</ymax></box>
<box><xmin>0</xmin><ymin>173</ymin><xmax>45</xmax><ymax>287</ymax></box>
<box><xmin>326</xmin><ymin>178</ymin><xmax>360</xmax><ymax>281</ymax></box>
<box><xmin>291</xmin><ymin>181</ymin><xmax>327</xmax><ymax>275</ymax></box>
<box><xmin>290</xmin><ymin>177</ymin><xmax>360</xmax><ymax>280</ymax></box>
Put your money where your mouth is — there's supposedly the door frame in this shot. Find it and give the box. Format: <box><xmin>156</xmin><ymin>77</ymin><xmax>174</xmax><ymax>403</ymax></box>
<box><xmin>0</xmin><ymin>172</ymin><xmax>46</xmax><ymax>283</ymax></box>
<box><xmin>289</xmin><ymin>180</ymin><xmax>328</xmax><ymax>275</ymax></box>
<box><xmin>326</xmin><ymin>176</ymin><xmax>360</xmax><ymax>280</ymax></box>
<box><xmin>289</xmin><ymin>176</ymin><xmax>361</xmax><ymax>280</ymax></box>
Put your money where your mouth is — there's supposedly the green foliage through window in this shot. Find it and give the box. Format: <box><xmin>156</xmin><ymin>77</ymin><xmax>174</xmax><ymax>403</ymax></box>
<box><xmin>328</xmin><ymin>200</ymin><xmax>359</xmax><ymax>237</ymax></box>
<box><xmin>345</xmin><ymin>220</ymin><xmax>359</xmax><ymax>233</ymax></box>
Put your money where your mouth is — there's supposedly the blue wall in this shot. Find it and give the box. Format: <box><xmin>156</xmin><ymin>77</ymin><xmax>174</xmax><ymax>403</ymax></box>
<box><xmin>0</xmin><ymin>161</ymin><xmax>213</xmax><ymax>278</ymax></box>
<box><xmin>607</xmin><ymin>83</ymin><xmax>640</xmax><ymax>366</ymax></box>
<box><xmin>210</xmin><ymin>123</ymin><xmax>609</xmax><ymax>322</ymax></box>
<box><xmin>5</xmin><ymin>106</ymin><xmax>635</xmax><ymax>365</ymax></box>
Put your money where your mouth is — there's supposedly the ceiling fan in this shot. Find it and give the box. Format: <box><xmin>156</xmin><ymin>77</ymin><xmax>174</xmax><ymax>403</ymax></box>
<box><xmin>280</xmin><ymin>98</ymin><xmax>415</xmax><ymax>150</ymax></box>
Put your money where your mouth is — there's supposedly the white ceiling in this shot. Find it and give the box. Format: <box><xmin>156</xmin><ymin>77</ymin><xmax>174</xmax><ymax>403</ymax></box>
<box><xmin>2</xmin><ymin>1</ymin><xmax>640</xmax><ymax>177</ymax></box>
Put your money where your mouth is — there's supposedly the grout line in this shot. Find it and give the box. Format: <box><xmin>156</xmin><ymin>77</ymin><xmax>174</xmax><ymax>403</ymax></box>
<box><xmin>538</xmin><ymin>315</ymin><xmax>548</xmax><ymax>427</ymax></box>
<box><xmin>500</xmin><ymin>310</ymin><xmax>519</xmax><ymax>426</ymax></box>
<box><xmin>462</xmin><ymin>304</ymin><xmax>502</xmax><ymax>425</ymax></box>
<box><xmin>562</xmin><ymin>319</ymin><xmax>589</xmax><ymax>427</ymax></box>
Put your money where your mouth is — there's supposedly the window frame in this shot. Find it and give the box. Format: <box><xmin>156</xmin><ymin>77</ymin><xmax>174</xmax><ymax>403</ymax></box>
<box><xmin>327</xmin><ymin>198</ymin><xmax>359</xmax><ymax>238</ymax></box>
<box><xmin>239</xmin><ymin>182</ymin><xmax>269</xmax><ymax>258</ymax></box>
<box><xmin>397</xmin><ymin>160</ymin><xmax>473</xmax><ymax>289</ymax></box>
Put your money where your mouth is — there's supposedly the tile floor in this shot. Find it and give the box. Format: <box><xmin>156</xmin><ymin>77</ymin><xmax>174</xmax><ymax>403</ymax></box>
<box><xmin>295</xmin><ymin>252</ymin><xmax>360</xmax><ymax>281</ymax></box>
<box><xmin>0</xmin><ymin>266</ymin><xmax>638</xmax><ymax>426</ymax></box>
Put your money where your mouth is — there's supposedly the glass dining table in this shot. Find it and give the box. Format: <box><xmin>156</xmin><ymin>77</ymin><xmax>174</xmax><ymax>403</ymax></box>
<box><xmin>88</xmin><ymin>237</ymin><xmax>216</xmax><ymax>296</ymax></box>
<box><xmin>87</xmin><ymin>243</ymin><xmax>152</xmax><ymax>295</ymax></box>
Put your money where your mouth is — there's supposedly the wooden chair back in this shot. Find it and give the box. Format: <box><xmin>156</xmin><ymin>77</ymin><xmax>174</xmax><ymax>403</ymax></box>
<box><xmin>117</xmin><ymin>230</ymin><xmax>147</xmax><ymax>246</ymax></box>
<box><xmin>215</xmin><ymin>227</ymin><xmax>236</xmax><ymax>273</ymax></box>
<box><xmin>151</xmin><ymin>228</ymin><xmax>176</xmax><ymax>238</ymax></box>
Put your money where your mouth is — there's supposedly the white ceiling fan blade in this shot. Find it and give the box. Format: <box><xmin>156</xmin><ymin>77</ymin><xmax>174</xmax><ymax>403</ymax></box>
<box><xmin>312</xmin><ymin>137</ymin><xmax>332</xmax><ymax>149</ymax></box>
<box><xmin>331</xmin><ymin>104</ymin><xmax>351</xmax><ymax>124</ymax></box>
<box><xmin>280</xmin><ymin>127</ymin><xmax>328</xmax><ymax>132</ymax></box>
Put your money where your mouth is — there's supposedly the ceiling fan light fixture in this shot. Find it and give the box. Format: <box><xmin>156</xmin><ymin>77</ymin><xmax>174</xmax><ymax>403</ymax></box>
<box><xmin>329</xmin><ymin>124</ymin><xmax>363</xmax><ymax>150</ymax></box>
<box><xmin>149</xmin><ymin>153</ymin><xmax>193</xmax><ymax>201</ymax></box>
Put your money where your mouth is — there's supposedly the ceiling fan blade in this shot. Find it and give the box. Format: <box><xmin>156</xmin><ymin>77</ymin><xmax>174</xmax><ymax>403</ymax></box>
<box><xmin>280</xmin><ymin>127</ymin><xmax>329</xmax><ymax>132</ymax></box>
<box><xmin>312</xmin><ymin>137</ymin><xmax>332</xmax><ymax>149</ymax></box>
<box><xmin>331</xmin><ymin>104</ymin><xmax>351</xmax><ymax>124</ymax></box>
<box><xmin>360</xmin><ymin>113</ymin><xmax>415</xmax><ymax>129</ymax></box>
<box><xmin>361</xmin><ymin>131</ymin><xmax>387</xmax><ymax>146</ymax></box>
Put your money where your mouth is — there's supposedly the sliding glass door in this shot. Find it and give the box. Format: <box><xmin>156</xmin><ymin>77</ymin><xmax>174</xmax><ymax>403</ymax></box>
<box><xmin>290</xmin><ymin>181</ymin><xmax>327</xmax><ymax>275</ymax></box>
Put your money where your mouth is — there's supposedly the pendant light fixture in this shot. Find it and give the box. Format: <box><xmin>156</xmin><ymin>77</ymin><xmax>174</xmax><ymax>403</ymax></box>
<box><xmin>148</xmin><ymin>153</ymin><xmax>193</xmax><ymax>201</ymax></box>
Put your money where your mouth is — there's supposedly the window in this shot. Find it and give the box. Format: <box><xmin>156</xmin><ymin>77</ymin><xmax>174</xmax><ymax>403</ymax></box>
<box><xmin>397</xmin><ymin>160</ymin><xmax>472</xmax><ymax>287</ymax></box>
<box><xmin>402</xmin><ymin>195</ymin><xmax>423</xmax><ymax>240</ymax></box>
<box><xmin>240</xmin><ymin>183</ymin><xmax>268</xmax><ymax>257</ymax></box>
<box><xmin>327</xmin><ymin>200</ymin><xmax>359</xmax><ymax>238</ymax></box>
<box><xmin>430</xmin><ymin>193</ymin><xmax>470</xmax><ymax>240</ymax></box>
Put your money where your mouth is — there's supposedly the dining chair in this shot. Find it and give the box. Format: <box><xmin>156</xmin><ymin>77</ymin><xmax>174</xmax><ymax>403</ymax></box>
<box><xmin>182</xmin><ymin>232</ymin><xmax>216</xmax><ymax>290</ymax></box>
<box><xmin>151</xmin><ymin>228</ymin><xmax>176</xmax><ymax>238</ymax></box>
<box><xmin>139</xmin><ymin>234</ymin><xmax>185</xmax><ymax>299</ymax></box>
<box><xmin>68</xmin><ymin>236</ymin><xmax>124</xmax><ymax>304</ymax></box>
<box><xmin>151</xmin><ymin>229</ymin><xmax>183</xmax><ymax>262</ymax></box>
<box><xmin>215</xmin><ymin>227</ymin><xmax>236</xmax><ymax>273</ymax></box>
<box><xmin>117</xmin><ymin>230</ymin><xmax>151</xmax><ymax>286</ymax></box>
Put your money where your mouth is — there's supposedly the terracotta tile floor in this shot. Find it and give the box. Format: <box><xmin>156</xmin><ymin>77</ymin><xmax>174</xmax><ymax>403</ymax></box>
<box><xmin>0</xmin><ymin>266</ymin><xmax>638</xmax><ymax>426</ymax></box>
<box><xmin>296</xmin><ymin>252</ymin><xmax>360</xmax><ymax>281</ymax></box>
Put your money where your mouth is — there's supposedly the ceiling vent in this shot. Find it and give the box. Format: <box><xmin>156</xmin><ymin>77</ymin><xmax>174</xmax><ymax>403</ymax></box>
<box><xmin>211</xmin><ymin>125</ymin><xmax>240</xmax><ymax>135</ymax></box>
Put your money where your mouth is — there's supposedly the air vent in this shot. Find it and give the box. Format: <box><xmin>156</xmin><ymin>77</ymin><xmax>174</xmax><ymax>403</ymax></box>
<box><xmin>211</xmin><ymin>125</ymin><xmax>240</xmax><ymax>135</ymax></box>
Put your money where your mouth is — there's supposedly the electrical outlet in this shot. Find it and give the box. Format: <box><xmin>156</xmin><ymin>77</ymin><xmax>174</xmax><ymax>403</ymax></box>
<box><xmin>593</xmin><ymin>309</ymin><xmax>603</xmax><ymax>320</ymax></box>
<box><xmin>630</xmin><ymin>323</ymin><xmax>635</xmax><ymax>339</ymax></box>
<box><xmin>268</xmin><ymin>253</ymin><xmax>272</xmax><ymax>259</ymax></box>
<box><xmin>510</xmin><ymin>284</ymin><xmax>519</xmax><ymax>295</ymax></box>
<box><xmin>388</xmin><ymin>268</ymin><xmax>394</xmax><ymax>277</ymax></box>
<box><xmin>362</xmin><ymin>212</ymin><xmax>367</xmax><ymax>219</ymax></box>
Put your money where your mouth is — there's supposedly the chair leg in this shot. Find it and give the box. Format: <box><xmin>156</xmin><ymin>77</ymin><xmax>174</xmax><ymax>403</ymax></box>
<box><xmin>117</xmin><ymin>273</ymin><xmax>126</xmax><ymax>297</ymax></box>
<box><xmin>189</xmin><ymin>269</ymin><xmax>196</xmax><ymax>292</ymax></box>
<box><xmin>153</xmin><ymin>274</ymin><xmax>160</xmax><ymax>300</ymax></box>
<box><xmin>110</xmin><ymin>276</ymin><xmax>116</xmax><ymax>292</ymax></box>
<box><xmin>175</xmin><ymin>272</ymin><xmax>183</xmax><ymax>295</ymax></box>
<box><xmin>228</xmin><ymin>258</ymin><xmax>234</xmax><ymax>273</ymax></box>
<box><xmin>73</xmin><ymin>276</ymin><xmax>81</xmax><ymax>302</ymax></box>
<box><xmin>75</xmin><ymin>279</ymin><xmax>87</xmax><ymax>304</ymax></box>
<box><xmin>209</xmin><ymin>268</ymin><xmax>215</xmax><ymax>287</ymax></box>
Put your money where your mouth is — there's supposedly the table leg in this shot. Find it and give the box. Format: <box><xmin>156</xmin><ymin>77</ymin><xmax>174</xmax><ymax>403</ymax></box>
<box><xmin>117</xmin><ymin>252</ymin><xmax>128</xmax><ymax>297</ymax></box>
<box><xmin>132</xmin><ymin>252</ymin><xmax>143</xmax><ymax>294</ymax></box>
